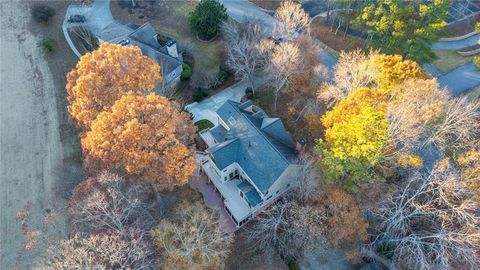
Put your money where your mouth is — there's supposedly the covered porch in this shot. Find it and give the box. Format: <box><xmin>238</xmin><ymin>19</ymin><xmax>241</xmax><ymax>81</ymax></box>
<box><xmin>195</xmin><ymin>153</ymin><xmax>253</xmax><ymax>228</ymax></box>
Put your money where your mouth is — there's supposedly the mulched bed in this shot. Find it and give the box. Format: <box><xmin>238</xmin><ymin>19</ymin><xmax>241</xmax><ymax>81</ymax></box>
<box><xmin>310</xmin><ymin>16</ymin><xmax>366</xmax><ymax>53</ymax></box>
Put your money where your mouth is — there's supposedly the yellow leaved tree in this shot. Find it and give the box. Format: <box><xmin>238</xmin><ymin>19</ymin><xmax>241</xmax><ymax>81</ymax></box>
<box><xmin>317</xmin><ymin>52</ymin><xmax>448</xmax><ymax>190</ymax></box>
<box><xmin>81</xmin><ymin>92</ymin><xmax>196</xmax><ymax>191</ymax></box>
<box><xmin>66</xmin><ymin>43</ymin><xmax>161</xmax><ymax>130</ymax></box>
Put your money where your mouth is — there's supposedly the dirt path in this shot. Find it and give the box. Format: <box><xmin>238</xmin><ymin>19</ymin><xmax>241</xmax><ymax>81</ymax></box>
<box><xmin>0</xmin><ymin>1</ymin><xmax>74</xmax><ymax>268</ymax></box>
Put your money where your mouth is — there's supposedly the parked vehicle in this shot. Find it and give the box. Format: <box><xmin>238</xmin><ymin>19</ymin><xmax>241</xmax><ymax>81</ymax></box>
<box><xmin>68</xmin><ymin>14</ymin><xmax>85</xmax><ymax>23</ymax></box>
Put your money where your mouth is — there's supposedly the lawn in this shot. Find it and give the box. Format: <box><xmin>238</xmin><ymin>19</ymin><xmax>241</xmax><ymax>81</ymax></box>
<box><xmin>432</xmin><ymin>50</ymin><xmax>473</xmax><ymax>73</ymax></box>
<box><xmin>195</xmin><ymin>119</ymin><xmax>214</xmax><ymax>132</ymax></box>
<box><xmin>254</xmin><ymin>86</ymin><xmax>276</xmax><ymax>112</ymax></box>
<box><xmin>465</xmin><ymin>85</ymin><xmax>480</xmax><ymax>99</ymax></box>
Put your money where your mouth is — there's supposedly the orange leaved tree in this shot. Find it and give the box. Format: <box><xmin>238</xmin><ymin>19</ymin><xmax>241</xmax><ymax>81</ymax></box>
<box><xmin>66</xmin><ymin>43</ymin><xmax>161</xmax><ymax>130</ymax></box>
<box><xmin>81</xmin><ymin>92</ymin><xmax>196</xmax><ymax>191</ymax></box>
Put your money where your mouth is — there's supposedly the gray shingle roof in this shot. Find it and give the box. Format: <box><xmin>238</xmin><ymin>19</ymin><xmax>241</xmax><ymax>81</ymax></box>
<box><xmin>97</xmin><ymin>22</ymin><xmax>182</xmax><ymax>80</ymax></box>
<box><xmin>206</xmin><ymin>100</ymin><xmax>298</xmax><ymax>195</ymax></box>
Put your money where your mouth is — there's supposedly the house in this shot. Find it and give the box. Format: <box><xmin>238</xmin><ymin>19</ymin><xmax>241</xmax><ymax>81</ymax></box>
<box><xmin>97</xmin><ymin>21</ymin><xmax>183</xmax><ymax>89</ymax></box>
<box><xmin>196</xmin><ymin>100</ymin><xmax>303</xmax><ymax>228</ymax></box>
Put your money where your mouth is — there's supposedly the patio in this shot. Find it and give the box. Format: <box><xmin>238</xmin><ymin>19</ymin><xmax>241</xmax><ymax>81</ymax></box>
<box><xmin>189</xmin><ymin>170</ymin><xmax>237</xmax><ymax>233</ymax></box>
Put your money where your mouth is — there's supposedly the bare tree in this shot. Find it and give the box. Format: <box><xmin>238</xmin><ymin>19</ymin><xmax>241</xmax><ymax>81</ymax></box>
<box><xmin>318</xmin><ymin>49</ymin><xmax>377</xmax><ymax>107</ymax></box>
<box><xmin>294</xmin><ymin>156</ymin><xmax>322</xmax><ymax>204</ymax></box>
<box><xmin>39</xmin><ymin>229</ymin><xmax>156</xmax><ymax>270</ymax></box>
<box><xmin>151</xmin><ymin>201</ymin><xmax>234</xmax><ymax>270</ymax></box>
<box><xmin>426</xmin><ymin>96</ymin><xmax>480</xmax><ymax>151</ymax></box>
<box><xmin>246</xmin><ymin>201</ymin><xmax>326</xmax><ymax>258</ymax></box>
<box><xmin>58</xmin><ymin>172</ymin><xmax>159</xmax><ymax>269</ymax></box>
<box><xmin>70</xmin><ymin>25</ymin><xmax>97</xmax><ymax>50</ymax></box>
<box><xmin>380</xmin><ymin>78</ymin><xmax>449</xmax><ymax>169</ymax></box>
<box><xmin>222</xmin><ymin>22</ymin><xmax>268</xmax><ymax>94</ymax></box>
<box><xmin>273</xmin><ymin>0</ymin><xmax>310</xmax><ymax>40</ymax></box>
<box><xmin>267</xmin><ymin>42</ymin><xmax>302</xmax><ymax>111</ymax></box>
<box><xmin>68</xmin><ymin>172</ymin><xmax>156</xmax><ymax>236</ymax></box>
<box><xmin>370</xmin><ymin>164</ymin><xmax>480</xmax><ymax>270</ymax></box>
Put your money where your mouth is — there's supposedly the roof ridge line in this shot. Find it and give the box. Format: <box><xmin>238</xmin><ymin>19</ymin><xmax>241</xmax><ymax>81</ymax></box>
<box><xmin>260</xmin><ymin>117</ymin><xmax>280</xmax><ymax>129</ymax></box>
<box><xmin>229</xmin><ymin>101</ymin><xmax>290</xmax><ymax>164</ymax></box>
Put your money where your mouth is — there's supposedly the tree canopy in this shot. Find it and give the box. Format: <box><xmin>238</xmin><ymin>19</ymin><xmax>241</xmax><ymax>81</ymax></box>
<box><xmin>189</xmin><ymin>0</ymin><xmax>228</xmax><ymax>40</ymax></box>
<box><xmin>151</xmin><ymin>201</ymin><xmax>233</xmax><ymax>270</ymax></box>
<box><xmin>316</xmin><ymin>51</ymin><xmax>449</xmax><ymax>190</ymax></box>
<box><xmin>81</xmin><ymin>93</ymin><xmax>196</xmax><ymax>190</ymax></box>
<box><xmin>66</xmin><ymin>43</ymin><xmax>161</xmax><ymax>130</ymax></box>
<box><xmin>353</xmin><ymin>0</ymin><xmax>450</xmax><ymax>63</ymax></box>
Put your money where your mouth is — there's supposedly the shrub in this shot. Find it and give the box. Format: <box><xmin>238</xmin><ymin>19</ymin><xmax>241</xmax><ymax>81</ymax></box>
<box><xmin>31</xmin><ymin>5</ymin><xmax>55</xmax><ymax>23</ymax></box>
<box><xmin>217</xmin><ymin>65</ymin><xmax>230</xmax><ymax>82</ymax></box>
<box><xmin>189</xmin><ymin>0</ymin><xmax>228</xmax><ymax>40</ymax></box>
<box><xmin>286</xmin><ymin>257</ymin><xmax>300</xmax><ymax>270</ymax></box>
<box><xmin>192</xmin><ymin>88</ymin><xmax>208</xmax><ymax>102</ymax></box>
<box><xmin>38</xmin><ymin>38</ymin><xmax>54</xmax><ymax>52</ymax></box>
<box><xmin>181</xmin><ymin>64</ymin><xmax>192</xmax><ymax>80</ymax></box>
<box><xmin>245</xmin><ymin>87</ymin><xmax>254</xmax><ymax>99</ymax></box>
<box><xmin>474</xmin><ymin>56</ymin><xmax>480</xmax><ymax>71</ymax></box>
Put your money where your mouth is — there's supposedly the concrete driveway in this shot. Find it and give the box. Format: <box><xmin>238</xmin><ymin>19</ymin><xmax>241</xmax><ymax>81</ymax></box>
<box><xmin>63</xmin><ymin>0</ymin><xmax>114</xmax><ymax>57</ymax></box>
<box><xmin>186</xmin><ymin>78</ymin><xmax>260</xmax><ymax>124</ymax></box>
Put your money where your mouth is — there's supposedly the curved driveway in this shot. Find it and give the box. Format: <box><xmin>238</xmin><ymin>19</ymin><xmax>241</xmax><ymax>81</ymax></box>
<box><xmin>432</xmin><ymin>33</ymin><xmax>479</xmax><ymax>50</ymax></box>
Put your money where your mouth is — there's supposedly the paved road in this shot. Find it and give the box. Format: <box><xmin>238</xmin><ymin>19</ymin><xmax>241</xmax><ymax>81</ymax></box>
<box><xmin>438</xmin><ymin>62</ymin><xmax>480</xmax><ymax>95</ymax></box>
<box><xmin>220</xmin><ymin>0</ymin><xmax>276</xmax><ymax>32</ymax></box>
<box><xmin>432</xmin><ymin>33</ymin><xmax>479</xmax><ymax>50</ymax></box>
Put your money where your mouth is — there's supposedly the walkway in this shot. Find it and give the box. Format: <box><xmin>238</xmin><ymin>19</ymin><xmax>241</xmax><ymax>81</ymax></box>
<box><xmin>432</xmin><ymin>32</ymin><xmax>480</xmax><ymax>50</ymax></box>
<box><xmin>437</xmin><ymin>62</ymin><xmax>480</xmax><ymax>95</ymax></box>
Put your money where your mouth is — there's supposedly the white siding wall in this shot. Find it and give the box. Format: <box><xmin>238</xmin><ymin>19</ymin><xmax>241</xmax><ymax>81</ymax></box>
<box><xmin>265</xmin><ymin>164</ymin><xmax>302</xmax><ymax>199</ymax></box>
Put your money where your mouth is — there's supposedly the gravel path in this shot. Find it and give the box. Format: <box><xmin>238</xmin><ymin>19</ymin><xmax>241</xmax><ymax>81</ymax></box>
<box><xmin>0</xmin><ymin>1</ymin><xmax>68</xmax><ymax>268</ymax></box>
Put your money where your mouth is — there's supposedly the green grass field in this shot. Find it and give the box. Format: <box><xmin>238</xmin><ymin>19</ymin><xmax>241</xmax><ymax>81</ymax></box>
<box><xmin>432</xmin><ymin>50</ymin><xmax>473</xmax><ymax>73</ymax></box>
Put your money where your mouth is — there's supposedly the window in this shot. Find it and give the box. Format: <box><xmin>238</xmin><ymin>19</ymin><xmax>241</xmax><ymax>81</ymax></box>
<box><xmin>228</xmin><ymin>116</ymin><xmax>237</xmax><ymax>126</ymax></box>
<box><xmin>276</xmin><ymin>190</ymin><xmax>279</xmax><ymax>194</ymax></box>
<box><xmin>224</xmin><ymin>176</ymin><xmax>227</xmax><ymax>181</ymax></box>
<box><xmin>286</xmin><ymin>184</ymin><xmax>290</xmax><ymax>188</ymax></box>
<box><xmin>240</xmin><ymin>191</ymin><xmax>244</xmax><ymax>198</ymax></box>
<box><xmin>234</xmin><ymin>169</ymin><xmax>238</xmax><ymax>176</ymax></box>
<box><xmin>229</xmin><ymin>172</ymin><xmax>234</xmax><ymax>179</ymax></box>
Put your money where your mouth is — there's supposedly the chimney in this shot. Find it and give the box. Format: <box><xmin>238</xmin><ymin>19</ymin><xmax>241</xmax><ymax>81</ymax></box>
<box><xmin>165</xmin><ymin>39</ymin><xmax>178</xmax><ymax>58</ymax></box>
<box><xmin>296</xmin><ymin>137</ymin><xmax>306</xmax><ymax>154</ymax></box>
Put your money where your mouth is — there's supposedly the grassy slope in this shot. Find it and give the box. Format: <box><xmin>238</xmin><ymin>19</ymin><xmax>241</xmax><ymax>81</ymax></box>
<box><xmin>432</xmin><ymin>50</ymin><xmax>473</xmax><ymax>73</ymax></box>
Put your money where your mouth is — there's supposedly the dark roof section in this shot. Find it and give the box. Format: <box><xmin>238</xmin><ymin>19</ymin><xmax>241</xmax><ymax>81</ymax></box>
<box><xmin>238</xmin><ymin>181</ymin><xmax>262</xmax><ymax>207</ymax></box>
<box><xmin>206</xmin><ymin>100</ymin><xmax>298</xmax><ymax>195</ymax></box>
<box><xmin>97</xmin><ymin>22</ymin><xmax>182</xmax><ymax>80</ymax></box>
